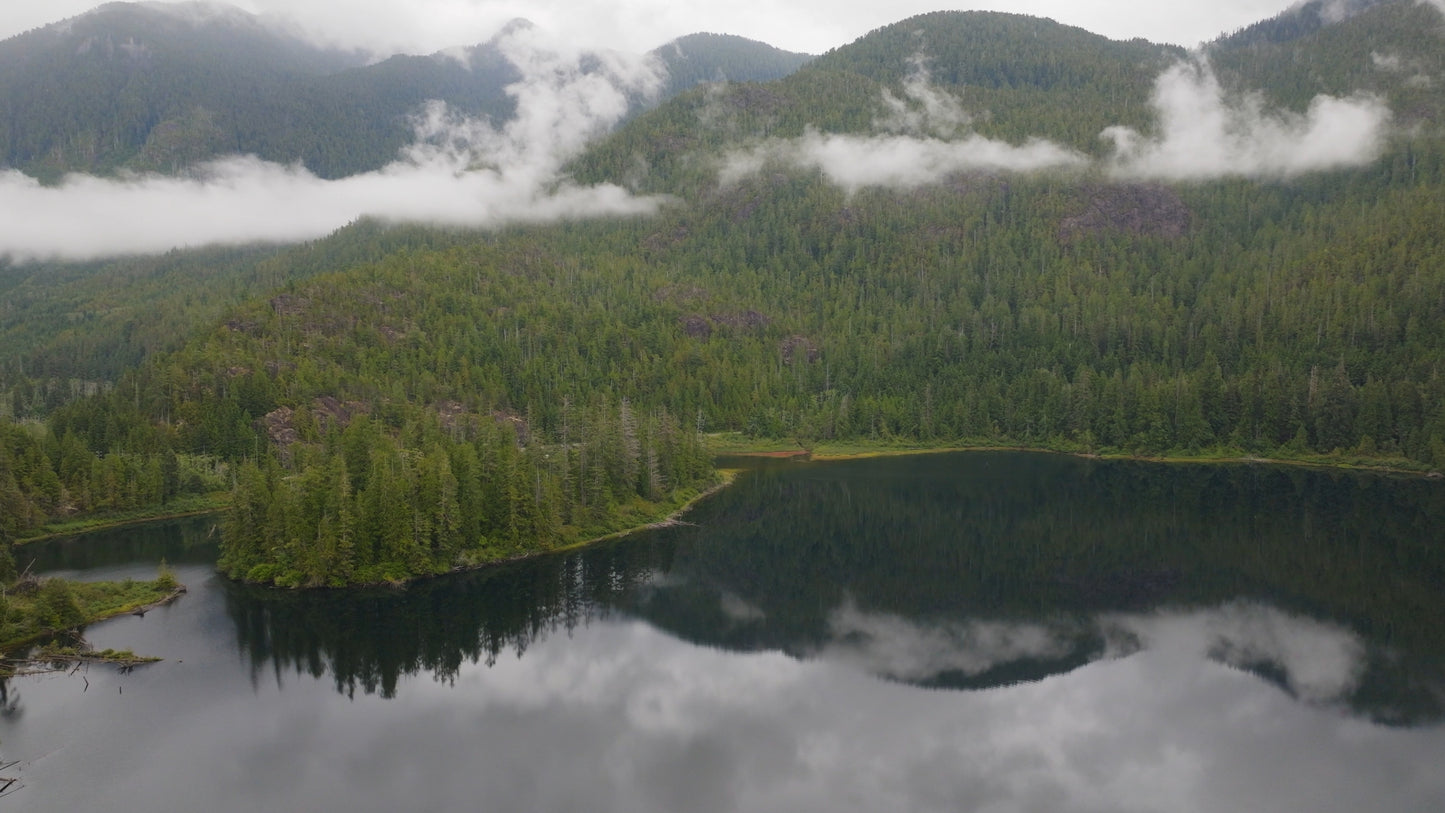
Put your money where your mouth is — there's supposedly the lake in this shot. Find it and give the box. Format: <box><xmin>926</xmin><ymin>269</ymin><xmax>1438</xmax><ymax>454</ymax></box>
<box><xmin>4</xmin><ymin>451</ymin><xmax>1445</xmax><ymax>812</ymax></box>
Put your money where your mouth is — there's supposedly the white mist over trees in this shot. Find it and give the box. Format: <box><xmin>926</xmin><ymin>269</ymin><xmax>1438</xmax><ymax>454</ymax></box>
<box><xmin>1102</xmin><ymin>59</ymin><xmax>1392</xmax><ymax>179</ymax></box>
<box><xmin>718</xmin><ymin>55</ymin><xmax>1394</xmax><ymax>191</ymax></box>
<box><xmin>0</xmin><ymin>24</ymin><xmax>665</xmax><ymax>262</ymax></box>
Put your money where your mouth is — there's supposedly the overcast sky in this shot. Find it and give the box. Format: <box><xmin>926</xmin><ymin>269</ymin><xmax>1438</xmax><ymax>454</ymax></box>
<box><xmin>1</xmin><ymin>0</ymin><xmax>1304</xmax><ymax>56</ymax></box>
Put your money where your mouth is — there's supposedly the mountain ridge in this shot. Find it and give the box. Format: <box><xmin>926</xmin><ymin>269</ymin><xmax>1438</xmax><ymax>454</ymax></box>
<box><xmin>0</xmin><ymin>2</ymin><xmax>815</xmax><ymax>180</ymax></box>
<box><xmin>573</xmin><ymin>1</ymin><xmax>1441</xmax><ymax>195</ymax></box>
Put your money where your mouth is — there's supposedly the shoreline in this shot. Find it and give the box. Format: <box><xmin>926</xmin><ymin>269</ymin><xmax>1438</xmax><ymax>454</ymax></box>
<box><xmin>13</xmin><ymin>475</ymin><xmax>740</xmax><ymax>593</ymax></box>
<box><xmin>233</xmin><ymin>472</ymin><xmax>742</xmax><ymax>591</ymax></box>
<box><xmin>552</xmin><ymin>470</ymin><xmax>739</xmax><ymax>551</ymax></box>
<box><xmin>716</xmin><ymin>440</ymin><xmax>1443</xmax><ymax>479</ymax></box>
<box><xmin>21</xmin><ymin>443</ymin><xmax>1439</xmax><ymax>555</ymax></box>
<box><xmin>428</xmin><ymin>472</ymin><xmax>738</xmax><ymax>584</ymax></box>
<box><xmin>0</xmin><ymin>584</ymin><xmax>187</xmax><ymax>659</ymax></box>
<box><xmin>14</xmin><ymin>499</ymin><xmax>228</xmax><ymax>547</ymax></box>
<box><xmin>22</xmin><ymin>442</ymin><xmax>1438</xmax><ymax>592</ymax></box>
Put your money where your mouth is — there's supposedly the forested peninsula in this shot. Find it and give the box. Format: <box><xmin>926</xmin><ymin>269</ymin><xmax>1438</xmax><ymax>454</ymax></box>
<box><xmin>3</xmin><ymin>2</ymin><xmax>1445</xmax><ymax>589</ymax></box>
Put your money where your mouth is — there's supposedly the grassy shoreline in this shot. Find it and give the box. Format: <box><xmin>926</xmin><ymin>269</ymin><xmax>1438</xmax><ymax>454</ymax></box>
<box><xmin>13</xmin><ymin>493</ymin><xmax>229</xmax><ymax>546</ymax></box>
<box><xmin>706</xmin><ymin>433</ymin><xmax>1445</xmax><ymax>478</ymax></box>
<box><xmin>554</xmin><ymin>470</ymin><xmax>740</xmax><ymax>552</ymax></box>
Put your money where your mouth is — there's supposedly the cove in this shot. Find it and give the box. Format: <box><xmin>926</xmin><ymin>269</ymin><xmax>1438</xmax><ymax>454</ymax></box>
<box><xmin>3</xmin><ymin>451</ymin><xmax>1444</xmax><ymax>812</ymax></box>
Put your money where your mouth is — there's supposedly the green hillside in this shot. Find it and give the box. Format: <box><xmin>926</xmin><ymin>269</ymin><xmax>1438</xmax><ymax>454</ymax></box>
<box><xmin>804</xmin><ymin>11</ymin><xmax>1181</xmax><ymax>144</ymax></box>
<box><xmin>0</xmin><ymin>222</ymin><xmax>491</xmax><ymax>402</ymax></box>
<box><xmin>2</xmin><ymin>2</ymin><xmax>1444</xmax><ymax>587</ymax></box>
<box><xmin>1210</xmin><ymin>0</ymin><xmax>1445</xmax><ymax>124</ymax></box>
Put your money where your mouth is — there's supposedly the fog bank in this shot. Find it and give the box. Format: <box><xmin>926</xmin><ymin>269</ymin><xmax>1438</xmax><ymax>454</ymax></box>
<box><xmin>1104</xmin><ymin>59</ymin><xmax>1392</xmax><ymax>180</ymax></box>
<box><xmin>0</xmin><ymin>24</ymin><xmax>665</xmax><ymax>263</ymax></box>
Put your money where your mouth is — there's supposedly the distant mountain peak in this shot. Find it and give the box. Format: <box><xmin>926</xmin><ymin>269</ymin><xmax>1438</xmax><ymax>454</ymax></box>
<box><xmin>1217</xmin><ymin>0</ymin><xmax>1394</xmax><ymax>45</ymax></box>
<box><xmin>493</xmin><ymin>18</ymin><xmax>538</xmax><ymax>40</ymax></box>
<box><xmin>66</xmin><ymin>1</ymin><xmax>266</xmax><ymax>32</ymax></box>
<box><xmin>647</xmin><ymin>32</ymin><xmax>812</xmax><ymax>97</ymax></box>
<box><xmin>133</xmin><ymin>1</ymin><xmax>260</xmax><ymax>25</ymax></box>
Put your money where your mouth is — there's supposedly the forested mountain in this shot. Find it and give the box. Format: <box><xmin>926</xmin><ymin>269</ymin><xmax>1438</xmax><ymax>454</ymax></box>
<box><xmin>2</xmin><ymin>2</ymin><xmax>1444</xmax><ymax>586</ymax></box>
<box><xmin>1209</xmin><ymin>0</ymin><xmax>1445</xmax><ymax>124</ymax></box>
<box><xmin>1</xmin><ymin>2</ymin><xmax>360</xmax><ymax>179</ymax></box>
<box><xmin>650</xmin><ymin>33</ymin><xmax>813</xmax><ymax>98</ymax></box>
<box><xmin>0</xmin><ymin>3</ymin><xmax>812</xmax><ymax>180</ymax></box>
<box><xmin>574</xmin><ymin>13</ymin><xmax>1185</xmax><ymax>193</ymax></box>
<box><xmin>0</xmin><ymin>2</ymin><xmax>528</xmax><ymax>179</ymax></box>
<box><xmin>577</xmin><ymin>3</ymin><xmax>1445</xmax><ymax>192</ymax></box>
<box><xmin>1216</xmin><ymin>0</ymin><xmax>1387</xmax><ymax>48</ymax></box>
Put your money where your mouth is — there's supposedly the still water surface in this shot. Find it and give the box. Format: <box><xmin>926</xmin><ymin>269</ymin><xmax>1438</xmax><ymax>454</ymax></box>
<box><xmin>4</xmin><ymin>452</ymin><xmax>1445</xmax><ymax>812</ymax></box>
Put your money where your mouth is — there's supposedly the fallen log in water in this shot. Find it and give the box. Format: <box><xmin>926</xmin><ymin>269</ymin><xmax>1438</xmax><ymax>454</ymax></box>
<box><xmin>130</xmin><ymin>586</ymin><xmax>188</xmax><ymax>617</ymax></box>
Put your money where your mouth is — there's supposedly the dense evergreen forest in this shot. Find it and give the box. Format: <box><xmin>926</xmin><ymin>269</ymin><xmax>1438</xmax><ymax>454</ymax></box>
<box><xmin>2</xmin><ymin>0</ymin><xmax>1443</xmax><ymax>587</ymax></box>
<box><xmin>0</xmin><ymin>221</ymin><xmax>492</xmax><ymax>395</ymax></box>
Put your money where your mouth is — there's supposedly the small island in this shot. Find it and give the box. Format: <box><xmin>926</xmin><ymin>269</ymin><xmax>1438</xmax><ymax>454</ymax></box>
<box><xmin>0</xmin><ymin>544</ymin><xmax>182</xmax><ymax>672</ymax></box>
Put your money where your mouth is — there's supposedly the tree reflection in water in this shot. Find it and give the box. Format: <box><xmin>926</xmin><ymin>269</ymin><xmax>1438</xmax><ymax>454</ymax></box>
<box><xmin>223</xmin><ymin>452</ymin><xmax>1445</xmax><ymax>724</ymax></box>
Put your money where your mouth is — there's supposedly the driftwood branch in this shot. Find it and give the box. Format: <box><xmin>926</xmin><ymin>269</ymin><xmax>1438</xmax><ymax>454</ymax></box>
<box><xmin>0</xmin><ymin>761</ymin><xmax>21</xmax><ymax>798</ymax></box>
<box><xmin>130</xmin><ymin>585</ymin><xmax>188</xmax><ymax>617</ymax></box>
<box><xmin>2</xmin><ymin>652</ymin><xmax>161</xmax><ymax>677</ymax></box>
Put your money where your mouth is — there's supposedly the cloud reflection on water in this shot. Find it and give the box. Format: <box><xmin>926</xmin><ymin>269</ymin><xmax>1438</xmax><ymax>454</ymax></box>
<box><xmin>812</xmin><ymin>599</ymin><xmax>1371</xmax><ymax>708</ymax></box>
<box><xmin>8</xmin><ymin>593</ymin><xmax>1445</xmax><ymax>813</ymax></box>
<box><xmin>239</xmin><ymin>610</ymin><xmax>1445</xmax><ymax>813</ymax></box>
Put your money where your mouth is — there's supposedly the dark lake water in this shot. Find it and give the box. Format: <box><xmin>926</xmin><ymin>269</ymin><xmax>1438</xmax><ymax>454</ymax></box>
<box><xmin>4</xmin><ymin>452</ymin><xmax>1445</xmax><ymax>812</ymax></box>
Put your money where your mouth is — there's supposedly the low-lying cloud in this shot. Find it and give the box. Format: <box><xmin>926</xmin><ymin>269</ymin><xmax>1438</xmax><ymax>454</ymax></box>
<box><xmin>719</xmin><ymin>54</ymin><xmax>1392</xmax><ymax>193</ymax></box>
<box><xmin>2</xmin><ymin>33</ymin><xmax>1406</xmax><ymax>262</ymax></box>
<box><xmin>1371</xmin><ymin>50</ymin><xmax>1434</xmax><ymax>88</ymax></box>
<box><xmin>720</xmin><ymin>131</ymin><xmax>1088</xmax><ymax>193</ymax></box>
<box><xmin>1103</xmin><ymin>59</ymin><xmax>1392</xmax><ymax>180</ymax></box>
<box><xmin>719</xmin><ymin>69</ymin><xmax>1088</xmax><ymax>192</ymax></box>
<box><xmin>0</xmin><ymin>24</ymin><xmax>665</xmax><ymax>263</ymax></box>
<box><xmin>877</xmin><ymin>60</ymin><xmax>976</xmax><ymax>137</ymax></box>
<box><xmin>1306</xmin><ymin>0</ymin><xmax>1375</xmax><ymax>25</ymax></box>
